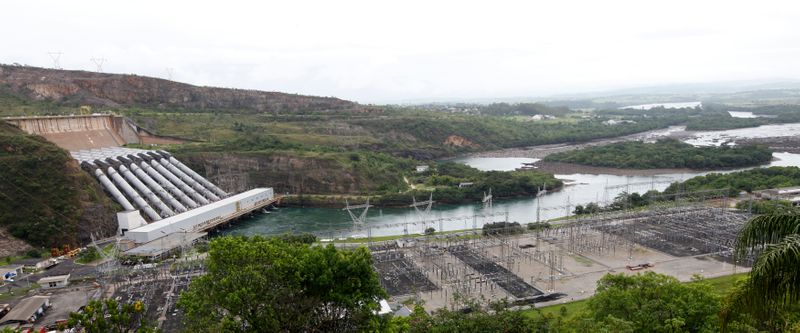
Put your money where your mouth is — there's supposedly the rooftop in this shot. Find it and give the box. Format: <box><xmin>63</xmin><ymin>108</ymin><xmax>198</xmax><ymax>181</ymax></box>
<box><xmin>124</xmin><ymin>232</ymin><xmax>207</xmax><ymax>258</ymax></box>
<box><xmin>131</xmin><ymin>188</ymin><xmax>273</xmax><ymax>233</ymax></box>
<box><xmin>37</xmin><ymin>274</ymin><xmax>70</xmax><ymax>284</ymax></box>
<box><xmin>0</xmin><ymin>296</ymin><xmax>49</xmax><ymax>324</ymax></box>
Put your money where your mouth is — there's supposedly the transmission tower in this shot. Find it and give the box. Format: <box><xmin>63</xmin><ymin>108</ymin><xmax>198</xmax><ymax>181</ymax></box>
<box><xmin>90</xmin><ymin>57</ymin><xmax>107</xmax><ymax>72</ymax></box>
<box><xmin>482</xmin><ymin>188</ymin><xmax>493</xmax><ymax>211</ymax></box>
<box><xmin>165</xmin><ymin>67</ymin><xmax>174</xmax><ymax>81</ymax></box>
<box><xmin>409</xmin><ymin>192</ymin><xmax>434</xmax><ymax>223</ymax></box>
<box><xmin>343</xmin><ymin>198</ymin><xmax>372</xmax><ymax>226</ymax></box>
<box><xmin>47</xmin><ymin>51</ymin><xmax>63</xmax><ymax>69</ymax></box>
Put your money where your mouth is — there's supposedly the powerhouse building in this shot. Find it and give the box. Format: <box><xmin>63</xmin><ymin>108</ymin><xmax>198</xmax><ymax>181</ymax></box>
<box><xmin>125</xmin><ymin>188</ymin><xmax>274</xmax><ymax>243</ymax></box>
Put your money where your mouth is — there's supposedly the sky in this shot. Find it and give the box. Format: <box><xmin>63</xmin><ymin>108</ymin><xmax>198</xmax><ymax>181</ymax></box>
<box><xmin>2</xmin><ymin>0</ymin><xmax>799</xmax><ymax>103</ymax></box>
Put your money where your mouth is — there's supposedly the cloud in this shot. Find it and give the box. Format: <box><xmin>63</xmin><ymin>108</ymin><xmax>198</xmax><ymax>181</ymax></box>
<box><xmin>1</xmin><ymin>0</ymin><xmax>799</xmax><ymax>103</ymax></box>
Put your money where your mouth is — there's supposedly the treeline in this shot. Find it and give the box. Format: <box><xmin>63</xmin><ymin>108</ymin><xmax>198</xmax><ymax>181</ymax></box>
<box><xmin>574</xmin><ymin>167</ymin><xmax>800</xmax><ymax>215</ymax></box>
<box><xmin>545</xmin><ymin>139</ymin><xmax>772</xmax><ymax>169</ymax></box>
<box><xmin>662</xmin><ymin>166</ymin><xmax>800</xmax><ymax>194</ymax></box>
<box><xmin>687</xmin><ymin>104</ymin><xmax>800</xmax><ymax>131</ymax></box>
<box><xmin>475</xmin><ymin>102</ymin><xmax>571</xmax><ymax>116</ymax></box>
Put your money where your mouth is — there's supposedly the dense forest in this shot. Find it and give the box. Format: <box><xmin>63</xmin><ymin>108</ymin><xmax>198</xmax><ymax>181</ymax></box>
<box><xmin>0</xmin><ymin>122</ymin><xmax>117</xmax><ymax>248</ymax></box>
<box><xmin>545</xmin><ymin>138</ymin><xmax>772</xmax><ymax>169</ymax></box>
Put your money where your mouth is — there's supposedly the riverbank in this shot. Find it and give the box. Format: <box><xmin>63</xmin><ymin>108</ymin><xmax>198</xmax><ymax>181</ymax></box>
<box><xmin>465</xmin><ymin>126</ymin><xmax>693</xmax><ymax>159</ymax></box>
<box><xmin>534</xmin><ymin>161</ymin><xmax>697</xmax><ymax>176</ymax></box>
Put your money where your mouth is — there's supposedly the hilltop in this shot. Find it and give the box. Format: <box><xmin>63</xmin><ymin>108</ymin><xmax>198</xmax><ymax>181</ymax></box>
<box><xmin>0</xmin><ymin>64</ymin><xmax>363</xmax><ymax>114</ymax></box>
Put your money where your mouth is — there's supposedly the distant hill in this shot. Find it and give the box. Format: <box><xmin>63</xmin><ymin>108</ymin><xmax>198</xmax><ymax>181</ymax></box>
<box><xmin>0</xmin><ymin>64</ymin><xmax>362</xmax><ymax>114</ymax></box>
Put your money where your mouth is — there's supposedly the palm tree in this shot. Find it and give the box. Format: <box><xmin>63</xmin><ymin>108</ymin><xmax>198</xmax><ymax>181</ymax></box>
<box><xmin>721</xmin><ymin>214</ymin><xmax>800</xmax><ymax>330</ymax></box>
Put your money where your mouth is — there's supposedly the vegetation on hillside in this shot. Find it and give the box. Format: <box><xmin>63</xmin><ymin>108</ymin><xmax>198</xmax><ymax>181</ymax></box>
<box><xmin>545</xmin><ymin>138</ymin><xmax>772</xmax><ymax>169</ymax></box>
<box><xmin>0</xmin><ymin>122</ymin><xmax>116</xmax><ymax>248</ymax></box>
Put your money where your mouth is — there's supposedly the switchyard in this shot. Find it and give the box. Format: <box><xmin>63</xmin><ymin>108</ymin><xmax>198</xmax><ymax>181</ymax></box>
<box><xmin>358</xmin><ymin>200</ymin><xmax>754</xmax><ymax>311</ymax></box>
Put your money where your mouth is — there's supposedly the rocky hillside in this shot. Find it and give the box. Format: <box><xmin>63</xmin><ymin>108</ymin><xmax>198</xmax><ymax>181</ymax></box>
<box><xmin>0</xmin><ymin>64</ymin><xmax>362</xmax><ymax>113</ymax></box>
<box><xmin>0</xmin><ymin>122</ymin><xmax>118</xmax><ymax>252</ymax></box>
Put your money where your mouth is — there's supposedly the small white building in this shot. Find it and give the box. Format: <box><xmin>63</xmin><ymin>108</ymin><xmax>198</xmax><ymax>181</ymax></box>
<box><xmin>38</xmin><ymin>274</ymin><xmax>70</xmax><ymax>289</ymax></box>
<box><xmin>458</xmin><ymin>182</ymin><xmax>474</xmax><ymax>188</ymax></box>
<box><xmin>416</xmin><ymin>165</ymin><xmax>430</xmax><ymax>173</ymax></box>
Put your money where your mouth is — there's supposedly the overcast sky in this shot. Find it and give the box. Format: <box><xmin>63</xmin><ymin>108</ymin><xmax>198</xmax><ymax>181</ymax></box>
<box><xmin>2</xmin><ymin>1</ymin><xmax>799</xmax><ymax>103</ymax></box>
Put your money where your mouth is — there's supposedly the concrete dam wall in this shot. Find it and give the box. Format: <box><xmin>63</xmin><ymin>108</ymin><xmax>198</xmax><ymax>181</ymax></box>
<box><xmin>4</xmin><ymin>114</ymin><xmax>187</xmax><ymax>151</ymax></box>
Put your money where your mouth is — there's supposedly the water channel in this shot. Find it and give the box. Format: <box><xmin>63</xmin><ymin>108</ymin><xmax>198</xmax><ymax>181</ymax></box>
<box><xmin>223</xmin><ymin>123</ymin><xmax>800</xmax><ymax>239</ymax></box>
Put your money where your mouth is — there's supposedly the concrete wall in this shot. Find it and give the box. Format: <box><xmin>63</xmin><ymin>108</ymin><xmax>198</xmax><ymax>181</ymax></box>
<box><xmin>3</xmin><ymin>115</ymin><xmax>188</xmax><ymax>151</ymax></box>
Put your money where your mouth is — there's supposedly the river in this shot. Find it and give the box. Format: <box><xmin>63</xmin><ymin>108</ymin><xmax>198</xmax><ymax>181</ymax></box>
<box><xmin>223</xmin><ymin>123</ymin><xmax>800</xmax><ymax>239</ymax></box>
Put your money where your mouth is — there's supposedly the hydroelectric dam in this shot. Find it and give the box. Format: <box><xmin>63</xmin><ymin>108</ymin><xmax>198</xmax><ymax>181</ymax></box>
<box><xmin>4</xmin><ymin>114</ymin><xmax>277</xmax><ymax>256</ymax></box>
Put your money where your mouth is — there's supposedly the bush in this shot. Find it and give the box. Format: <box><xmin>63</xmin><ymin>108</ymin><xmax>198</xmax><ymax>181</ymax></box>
<box><xmin>482</xmin><ymin>222</ymin><xmax>524</xmax><ymax>236</ymax></box>
<box><xmin>76</xmin><ymin>247</ymin><xmax>101</xmax><ymax>264</ymax></box>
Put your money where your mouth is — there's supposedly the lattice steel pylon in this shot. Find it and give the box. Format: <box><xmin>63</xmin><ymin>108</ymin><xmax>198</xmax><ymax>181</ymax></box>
<box><xmin>410</xmin><ymin>192</ymin><xmax>434</xmax><ymax>223</ymax></box>
<box><xmin>343</xmin><ymin>198</ymin><xmax>372</xmax><ymax>226</ymax></box>
<box><xmin>47</xmin><ymin>51</ymin><xmax>62</xmax><ymax>69</ymax></box>
<box><xmin>90</xmin><ymin>57</ymin><xmax>107</xmax><ymax>72</ymax></box>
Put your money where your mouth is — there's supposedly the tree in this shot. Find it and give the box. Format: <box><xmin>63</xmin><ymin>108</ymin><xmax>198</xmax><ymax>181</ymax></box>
<box><xmin>402</xmin><ymin>300</ymin><xmax>538</xmax><ymax>333</ymax></box>
<box><xmin>178</xmin><ymin>236</ymin><xmax>385</xmax><ymax>332</ymax></box>
<box><xmin>424</xmin><ymin>227</ymin><xmax>436</xmax><ymax>235</ymax></box>
<box><xmin>722</xmin><ymin>214</ymin><xmax>800</xmax><ymax>331</ymax></box>
<box><xmin>67</xmin><ymin>299</ymin><xmax>156</xmax><ymax>333</ymax></box>
<box><xmin>585</xmin><ymin>272</ymin><xmax>720</xmax><ymax>333</ymax></box>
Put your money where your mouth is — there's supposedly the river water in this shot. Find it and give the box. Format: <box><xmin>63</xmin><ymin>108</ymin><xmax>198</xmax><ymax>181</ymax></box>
<box><xmin>224</xmin><ymin>123</ymin><xmax>800</xmax><ymax>239</ymax></box>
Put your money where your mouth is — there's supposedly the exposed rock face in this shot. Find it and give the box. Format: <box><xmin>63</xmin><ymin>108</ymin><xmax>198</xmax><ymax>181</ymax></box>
<box><xmin>0</xmin><ymin>64</ymin><xmax>361</xmax><ymax>113</ymax></box>
<box><xmin>177</xmin><ymin>152</ymin><xmax>367</xmax><ymax>195</ymax></box>
<box><xmin>0</xmin><ymin>228</ymin><xmax>33</xmax><ymax>257</ymax></box>
<box><xmin>443</xmin><ymin>135</ymin><xmax>479</xmax><ymax>148</ymax></box>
